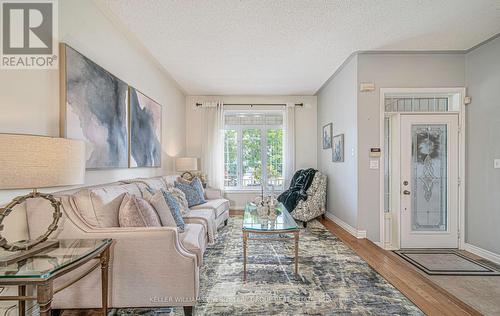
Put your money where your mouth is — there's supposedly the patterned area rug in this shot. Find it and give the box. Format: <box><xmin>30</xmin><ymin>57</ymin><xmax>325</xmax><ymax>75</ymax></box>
<box><xmin>110</xmin><ymin>217</ymin><xmax>422</xmax><ymax>315</ymax></box>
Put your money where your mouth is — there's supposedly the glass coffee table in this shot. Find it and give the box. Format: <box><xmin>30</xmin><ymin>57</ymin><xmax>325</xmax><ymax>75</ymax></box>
<box><xmin>242</xmin><ymin>202</ymin><xmax>299</xmax><ymax>280</ymax></box>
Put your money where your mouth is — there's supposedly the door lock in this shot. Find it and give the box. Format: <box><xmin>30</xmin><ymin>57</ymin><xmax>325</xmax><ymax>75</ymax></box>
<box><xmin>403</xmin><ymin>190</ymin><xmax>411</xmax><ymax>195</ymax></box>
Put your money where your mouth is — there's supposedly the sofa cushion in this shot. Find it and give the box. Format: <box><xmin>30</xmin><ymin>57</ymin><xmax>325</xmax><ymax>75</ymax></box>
<box><xmin>183</xmin><ymin>209</ymin><xmax>217</xmax><ymax>245</ymax></box>
<box><xmin>125</xmin><ymin>178</ymin><xmax>166</xmax><ymax>192</ymax></box>
<box><xmin>88</xmin><ymin>185</ymin><xmax>131</xmax><ymax>227</ymax></box>
<box><xmin>161</xmin><ymin>175</ymin><xmax>178</xmax><ymax>187</ymax></box>
<box><xmin>148</xmin><ymin>177</ymin><xmax>169</xmax><ymax>191</ymax></box>
<box><xmin>146</xmin><ymin>191</ymin><xmax>177</xmax><ymax>228</ymax></box>
<box><xmin>119</xmin><ymin>183</ymin><xmax>142</xmax><ymax>196</ymax></box>
<box><xmin>119</xmin><ymin>194</ymin><xmax>161</xmax><ymax>227</ymax></box>
<box><xmin>71</xmin><ymin>189</ymin><xmax>99</xmax><ymax>227</ymax></box>
<box><xmin>179</xmin><ymin>223</ymin><xmax>207</xmax><ymax>265</ymax></box>
<box><xmin>174</xmin><ymin>178</ymin><xmax>206</xmax><ymax>207</ymax></box>
<box><xmin>191</xmin><ymin>199</ymin><xmax>229</xmax><ymax>218</ymax></box>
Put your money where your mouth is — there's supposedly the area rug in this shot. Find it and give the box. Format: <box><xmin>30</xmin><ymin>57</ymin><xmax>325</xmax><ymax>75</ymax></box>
<box><xmin>110</xmin><ymin>217</ymin><xmax>422</xmax><ymax>315</ymax></box>
<box><xmin>394</xmin><ymin>249</ymin><xmax>500</xmax><ymax>276</ymax></box>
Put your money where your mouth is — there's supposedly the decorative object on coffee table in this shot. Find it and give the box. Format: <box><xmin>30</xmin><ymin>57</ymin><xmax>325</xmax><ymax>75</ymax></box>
<box><xmin>0</xmin><ymin>239</ymin><xmax>112</xmax><ymax>316</ymax></box>
<box><xmin>253</xmin><ymin>193</ymin><xmax>279</xmax><ymax>220</ymax></box>
<box><xmin>0</xmin><ymin>134</ymin><xmax>85</xmax><ymax>257</ymax></box>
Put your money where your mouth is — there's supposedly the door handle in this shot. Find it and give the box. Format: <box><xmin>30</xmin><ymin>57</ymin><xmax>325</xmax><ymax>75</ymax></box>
<box><xmin>403</xmin><ymin>190</ymin><xmax>411</xmax><ymax>195</ymax></box>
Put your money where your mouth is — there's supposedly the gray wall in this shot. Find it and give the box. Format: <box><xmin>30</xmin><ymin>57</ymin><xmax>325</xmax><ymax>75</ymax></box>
<box><xmin>356</xmin><ymin>52</ymin><xmax>466</xmax><ymax>241</ymax></box>
<box><xmin>316</xmin><ymin>41</ymin><xmax>500</xmax><ymax>254</ymax></box>
<box><xmin>317</xmin><ymin>56</ymin><xmax>359</xmax><ymax>228</ymax></box>
<box><xmin>465</xmin><ymin>36</ymin><xmax>500</xmax><ymax>254</ymax></box>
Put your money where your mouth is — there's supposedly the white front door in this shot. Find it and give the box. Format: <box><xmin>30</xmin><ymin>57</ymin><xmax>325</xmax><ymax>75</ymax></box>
<box><xmin>400</xmin><ymin>115</ymin><xmax>459</xmax><ymax>248</ymax></box>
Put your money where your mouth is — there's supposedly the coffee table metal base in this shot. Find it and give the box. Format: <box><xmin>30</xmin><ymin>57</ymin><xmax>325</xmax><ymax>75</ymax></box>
<box><xmin>242</xmin><ymin>229</ymin><xmax>299</xmax><ymax>281</ymax></box>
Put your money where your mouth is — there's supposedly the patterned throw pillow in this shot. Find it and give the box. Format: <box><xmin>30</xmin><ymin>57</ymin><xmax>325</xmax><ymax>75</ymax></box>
<box><xmin>161</xmin><ymin>189</ymin><xmax>185</xmax><ymax>232</ymax></box>
<box><xmin>166</xmin><ymin>187</ymin><xmax>190</xmax><ymax>216</ymax></box>
<box><xmin>174</xmin><ymin>177</ymin><xmax>206</xmax><ymax>207</ymax></box>
<box><xmin>118</xmin><ymin>194</ymin><xmax>161</xmax><ymax>227</ymax></box>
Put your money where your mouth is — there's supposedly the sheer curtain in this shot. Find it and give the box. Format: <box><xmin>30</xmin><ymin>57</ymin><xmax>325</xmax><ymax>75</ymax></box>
<box><xmin>283</xmin><ymin>103</ymin><xmax>296</xmax><ymax>188</ymax></box>
<box><xmin>201</xmin><ymin>101</ymin><xmax>225</xmax><ymax>190</ymax></box>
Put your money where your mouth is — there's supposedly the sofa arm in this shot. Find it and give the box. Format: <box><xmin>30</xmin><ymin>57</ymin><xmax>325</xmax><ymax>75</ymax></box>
<box><xmin>53</xmin><ymin>226</ymin><xmax>200</xmax><ymax>308</ymax></box>
<box><xmin>66</xmin><ymin>226</ymin><xmax>196</xmax><ymax>265</ymax></box>
<box><xmin>205</xmin><ymin>187</ymin><xmax>223</xmax><ymax>200</ymax></box>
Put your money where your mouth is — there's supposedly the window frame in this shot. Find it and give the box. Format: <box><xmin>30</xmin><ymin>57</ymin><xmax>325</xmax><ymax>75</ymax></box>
<box><xmin>224</xmin><ymin>110</ymin><xmax>284</xmax><ymax>192</ymax></box>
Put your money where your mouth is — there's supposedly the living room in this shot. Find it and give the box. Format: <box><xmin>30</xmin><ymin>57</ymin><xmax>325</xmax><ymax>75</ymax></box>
<box><xmin>0</xmin><ymin>0</ymin><xmax>499</xmax><ymax>315</ymax></box>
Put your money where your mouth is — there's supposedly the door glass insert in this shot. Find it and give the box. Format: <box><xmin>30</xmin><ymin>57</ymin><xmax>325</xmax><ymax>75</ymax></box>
<box><xmin>411</xmin><ymin>124</ymin><xmax>448</xmax><ymax>232</ymax></box>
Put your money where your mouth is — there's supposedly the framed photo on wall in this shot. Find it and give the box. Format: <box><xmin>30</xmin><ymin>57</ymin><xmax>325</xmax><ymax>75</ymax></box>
<box><xmin>323</xmin><ymin>123</ymin><xmax>332</xmax><ymax>149</ymax></box>
<box><xmin>332</xmin><ymin>134</ymin><xmax>344</xmax><ymax>162</ymax></box>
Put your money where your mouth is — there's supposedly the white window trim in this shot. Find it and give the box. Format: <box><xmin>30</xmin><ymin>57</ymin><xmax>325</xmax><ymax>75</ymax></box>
<box><xmin>224</xmin><ymin>110</ymin><xmax>284</xmax><ymax>191</ymax></box>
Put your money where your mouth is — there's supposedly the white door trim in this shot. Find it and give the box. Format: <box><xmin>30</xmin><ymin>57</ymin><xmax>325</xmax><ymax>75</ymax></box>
<box><xmin>379</xmin><ymin>87</ymin><xmax>466</xmax><ymax>250</ymax></box>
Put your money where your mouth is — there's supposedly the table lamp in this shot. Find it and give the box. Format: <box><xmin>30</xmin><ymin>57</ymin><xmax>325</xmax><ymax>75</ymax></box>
<box><xmin>175</xmin><ymin>157</ymin><xmax>198</xmax><ymax>179</ymax></box>
<box><xmin>0</xmin><ymin>134</ymin><xmax>85</xmax><ymax>254</ymax></box>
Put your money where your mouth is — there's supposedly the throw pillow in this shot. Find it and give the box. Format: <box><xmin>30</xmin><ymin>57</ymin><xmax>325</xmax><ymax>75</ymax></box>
<box><xmin>146</xmin><ymin>191</ymin><xmax>178</xmax><ymax>229</ymax></box>
<box><xmin>175</xmin><ymin>177</ymin><xmax>206</xmax><ymax>207</ymax></box>
<box><xmin>161</xmin><ymin>189</ymin><xmax>185</xmax><ymax>231</ymax></box>
<box><xmin>178</xmin><ymin>176</ymin><xmax>205</xmax><ymax>194</ymax></box>
<box><xmin>119</xmin><ymin>194</ymin><xmax>161</xmax><ymax>227</ymax></box>
<box><xmin>165</xmin><ymin>187</ymin><xmax>190</xmax><ymax>216</ymax></box>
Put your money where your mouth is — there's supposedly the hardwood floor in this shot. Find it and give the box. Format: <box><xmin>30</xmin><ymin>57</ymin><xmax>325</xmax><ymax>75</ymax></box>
<box><xmin>319</xmin><ymin>217</ymin><xmax>482</xmax><ymax>316</ymax></box>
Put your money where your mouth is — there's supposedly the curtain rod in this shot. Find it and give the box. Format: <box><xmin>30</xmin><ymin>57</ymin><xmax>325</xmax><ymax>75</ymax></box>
<box><xmin>195</xmin><ymin>103</ymin><xmax>304</xmax><ymax>107</ymax></box>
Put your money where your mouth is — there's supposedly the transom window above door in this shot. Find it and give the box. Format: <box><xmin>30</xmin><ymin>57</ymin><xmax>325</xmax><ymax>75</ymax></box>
<box><xmin>224</xmin><ymin>111</ymin><xmax>284</xmax><ymax>191</ymax></box>
<box><xmin>384</xmin><ymin>92</ymin><xmax>461</xmax><ymax>113</ymax></box>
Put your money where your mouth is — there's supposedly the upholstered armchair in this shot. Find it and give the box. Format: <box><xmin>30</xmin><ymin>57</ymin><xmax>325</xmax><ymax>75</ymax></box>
<box><xmin>290</xmin><ymin>172</ymin><xmax>327</xmax><ymax>224</ymax></box>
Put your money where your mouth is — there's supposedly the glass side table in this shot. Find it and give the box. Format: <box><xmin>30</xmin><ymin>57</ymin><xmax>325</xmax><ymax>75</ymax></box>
<box><xmin>242</xmin><ymin>203</ymin><xmax>299</xmax><ymax>281</ymax></box>
<box><xmin>0</xmin><ymin>239</ymin><xmax>112</xmax><ymax>316</ymax></box>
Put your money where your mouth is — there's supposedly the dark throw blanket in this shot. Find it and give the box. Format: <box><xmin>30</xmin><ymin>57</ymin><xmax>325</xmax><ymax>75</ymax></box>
<box><xmin>278</xmin><ymin>168</ymin><xmax>317</xmax><ymax>212</ymax></box>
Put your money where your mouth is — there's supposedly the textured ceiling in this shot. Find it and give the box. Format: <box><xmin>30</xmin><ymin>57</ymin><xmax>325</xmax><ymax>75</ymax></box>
<box><xmin>99</xmin><ymin>0</ymin><xmax>500</xmax><ymax>95</ymax></box>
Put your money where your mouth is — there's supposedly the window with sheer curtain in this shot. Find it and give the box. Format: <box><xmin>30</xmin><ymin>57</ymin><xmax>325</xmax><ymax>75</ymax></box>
<box><xmin>224</xmin><ymin>111</ymin><xmax>284</xmax><ymax>191</ymax></box>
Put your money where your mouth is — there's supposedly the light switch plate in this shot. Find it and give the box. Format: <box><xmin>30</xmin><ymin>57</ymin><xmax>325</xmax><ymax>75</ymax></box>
<box><xmin>494</xmin><ymin>159</ymin><xmax>500</xmax><ymax>169</ymax></box>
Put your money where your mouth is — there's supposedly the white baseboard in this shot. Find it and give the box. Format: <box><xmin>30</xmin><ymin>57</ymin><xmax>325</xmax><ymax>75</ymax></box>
<box><xmin>463</xmin><ymin>243</ymin><xmax>500</xmax><ymax>265</ymax></box>
<box><xmin>325</xmin><ymin>212</ymin><xmax>367</xmax><ymax>239</ymax></box>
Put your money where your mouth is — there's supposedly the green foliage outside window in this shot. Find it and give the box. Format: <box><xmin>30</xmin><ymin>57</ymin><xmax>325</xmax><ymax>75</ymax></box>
<box><xmin>224</xmin><ymin>124</ymin><xmax>283</xmax><ymax>189</ymax></box>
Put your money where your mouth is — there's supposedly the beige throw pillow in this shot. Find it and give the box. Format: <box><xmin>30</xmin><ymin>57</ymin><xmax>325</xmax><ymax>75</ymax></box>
<box><xmin>146</xmin><ymin>191</ymin><xmax>177</xmax><ymax>227</ymax></box>
<box><xmin>119</xmin><ymin>194</ymin><xmax>161</xmax><ymax>227</ymax></box>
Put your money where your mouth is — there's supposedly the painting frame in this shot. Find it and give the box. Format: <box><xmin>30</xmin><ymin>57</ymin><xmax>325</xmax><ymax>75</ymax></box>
<box><xmin>59</xmin><ymin>43</ymin><xmax>129</xmax><ymax>170</ymax></box>
<box><xmin>128</xmin><ymin>87</ymin><xmax>162</xmax><ymax>168</ymax></box>
<box><xmin>323</xmin><ymin>123</ymin><xmax>332</xmax><ymax>149</ymax></box>
<box><xmin>332</xmin><ymin>134</ymin><xmax>344</xmax><ymax>162</ymax></box>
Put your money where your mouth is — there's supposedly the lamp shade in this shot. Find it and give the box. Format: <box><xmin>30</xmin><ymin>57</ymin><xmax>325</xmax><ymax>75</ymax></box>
<box><xmin>0</xmin><ymin>134</ymin><xmax>85</xmax><ymax>189</ymax></box>
<box><xmin>175</xmin><ymin>157</ymin><xmax>198</xmax><ymax>172</ymax></box>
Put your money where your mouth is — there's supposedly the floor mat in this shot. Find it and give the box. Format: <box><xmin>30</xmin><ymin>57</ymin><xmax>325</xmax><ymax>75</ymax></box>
<box><xmin>395</xmin><ymin>249</ymin><xmax>500</xmax><ymax>276</ymax></box>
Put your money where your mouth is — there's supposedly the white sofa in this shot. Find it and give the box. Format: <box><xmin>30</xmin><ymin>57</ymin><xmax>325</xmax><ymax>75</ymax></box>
<box><xmin>23</xmin><ymin>175</ymin><xmax>229</xmax><ymax>313</ymax></box>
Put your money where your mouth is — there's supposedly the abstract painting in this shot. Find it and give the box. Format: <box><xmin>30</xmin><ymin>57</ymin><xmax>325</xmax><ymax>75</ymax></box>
<box><xmin>332</xmin><ymin>134</ymin><xmax>344</xmax><ymax>162</ymax></box>
<box><xmin>129</xmin><ymin>87</ymin><xmax>162</xmax><ymax>167</ymax></box>
<box><xmin>61</xmin><ymin>44</ymin><xmax>128</xmax><ymax>169</ymax></box>
<box><xmin>323</xmin><ymin>123</ymin><xmax>332</xmax><ymax>149</ymax></box>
